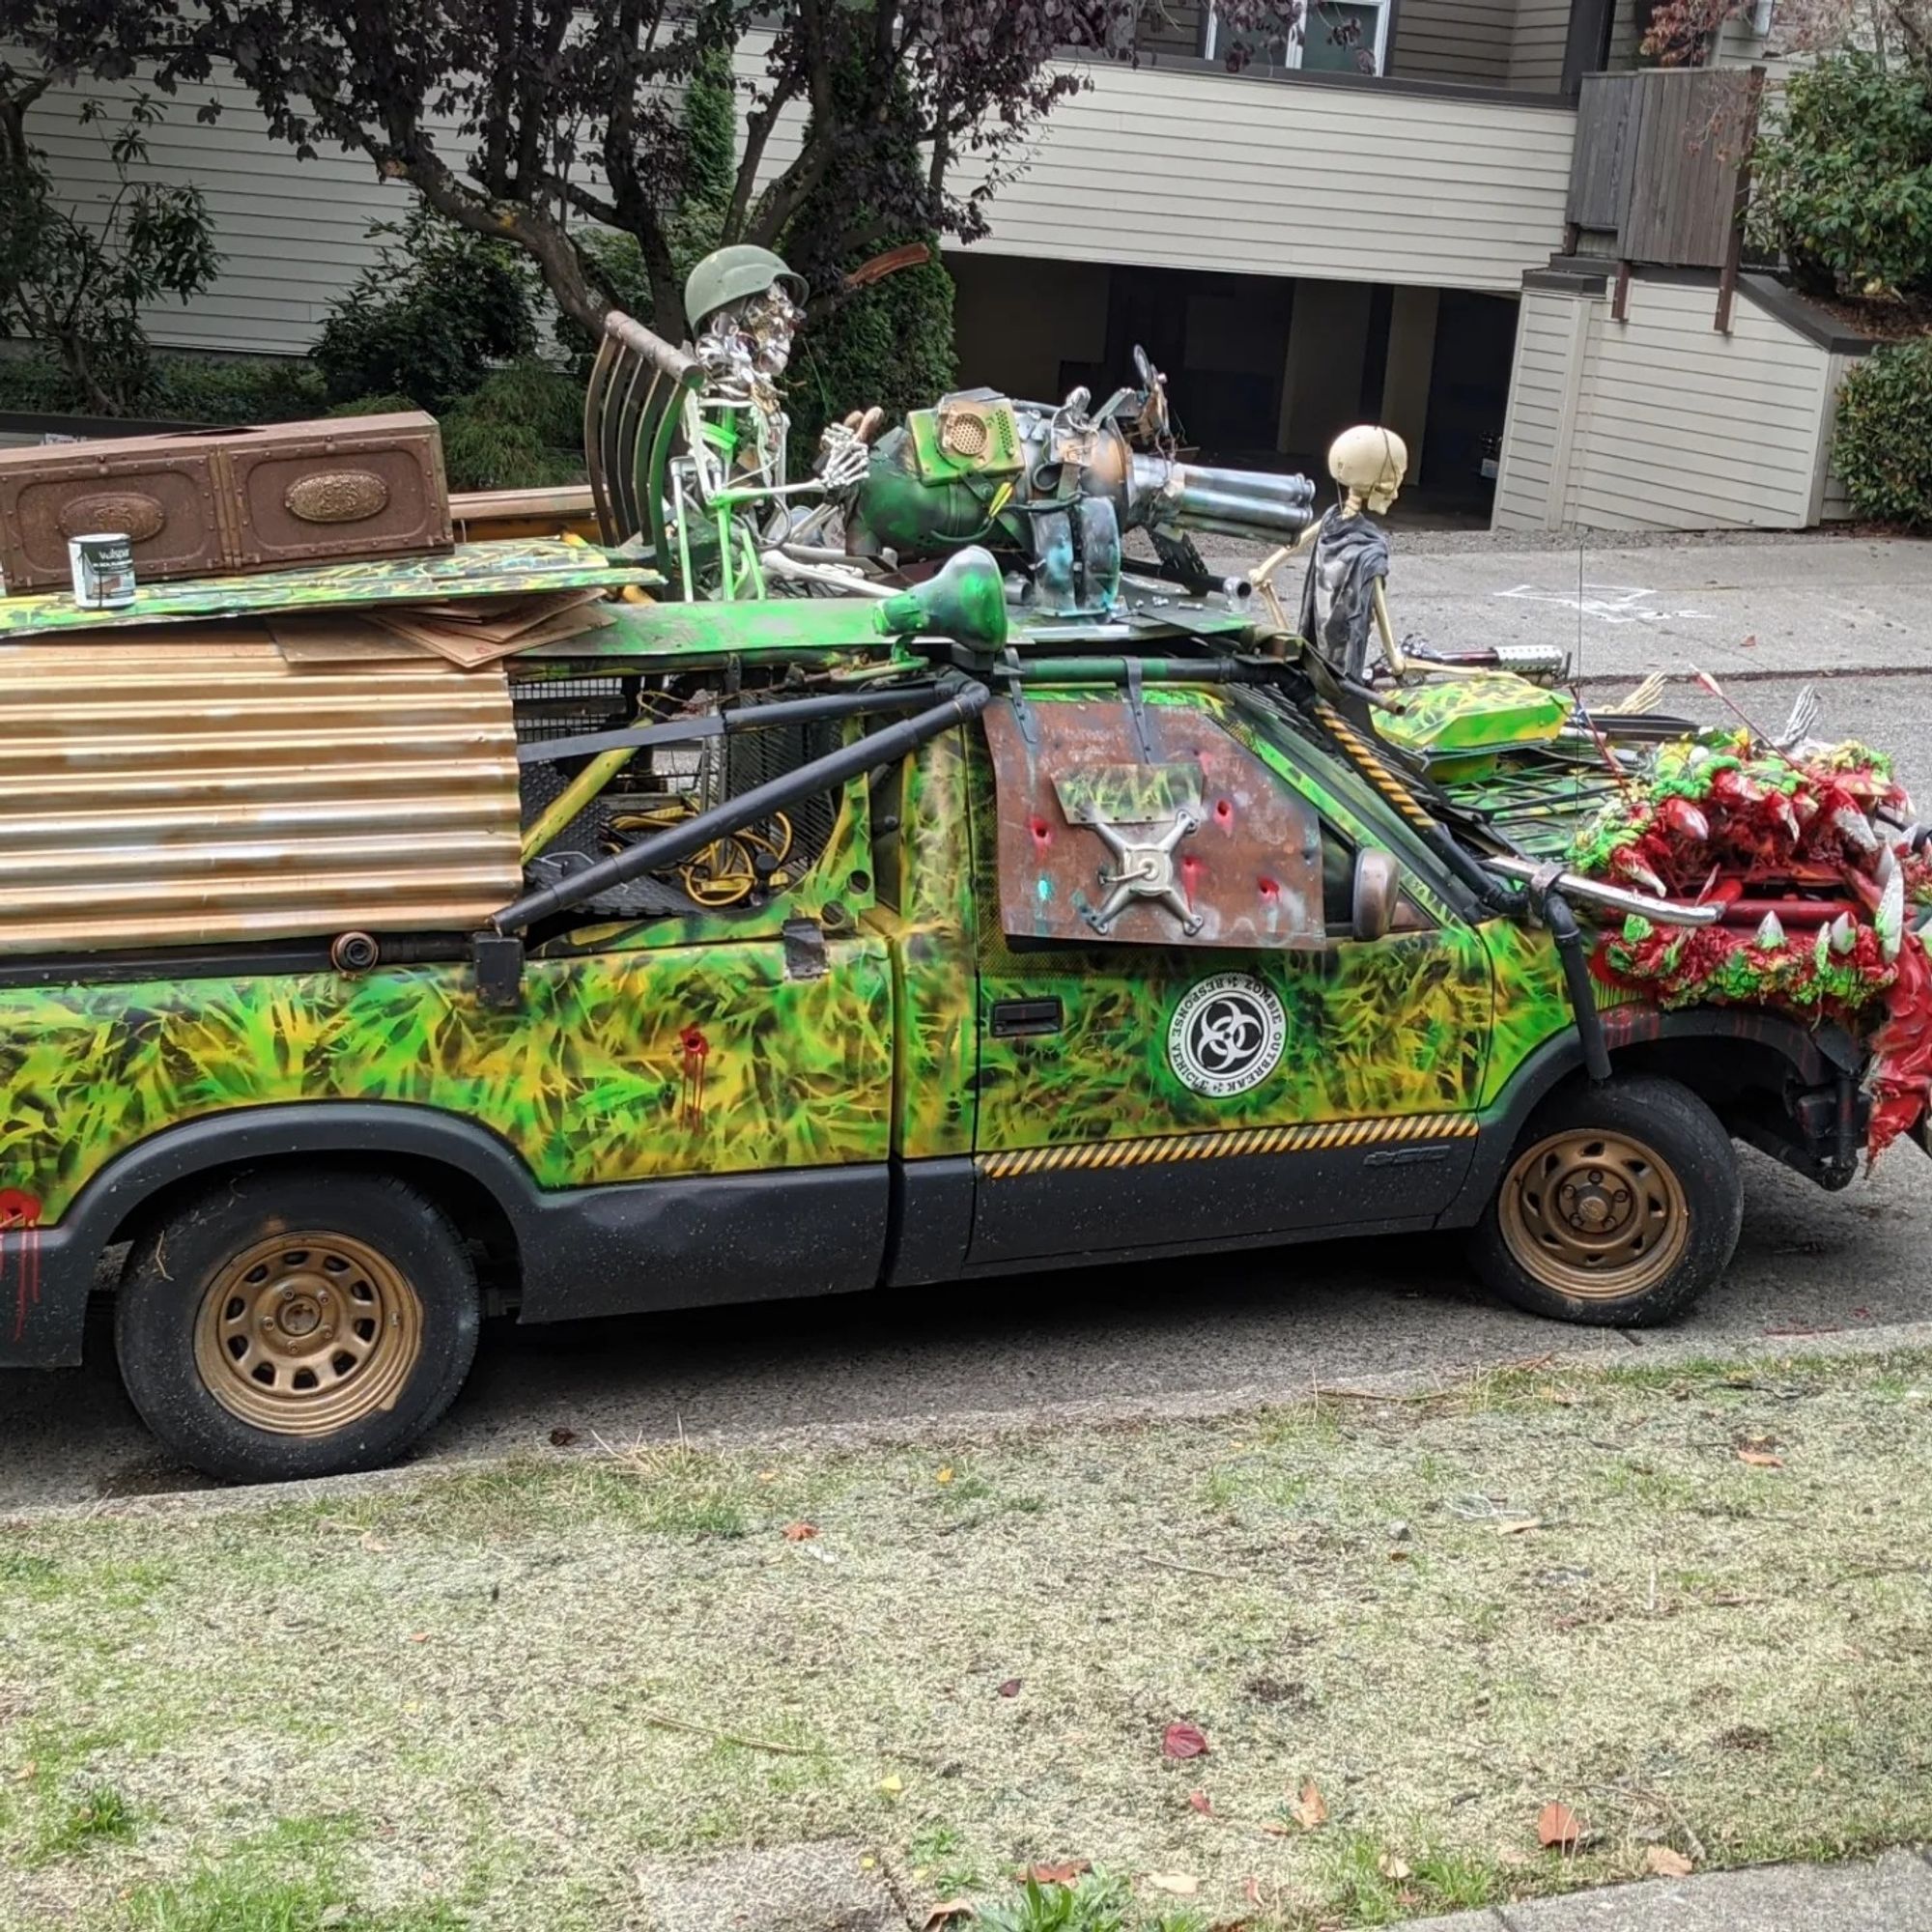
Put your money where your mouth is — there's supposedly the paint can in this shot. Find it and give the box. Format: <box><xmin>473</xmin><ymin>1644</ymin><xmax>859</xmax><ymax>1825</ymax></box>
<box><xmin>67</xmin><ymin>532</ymin><xmax>137</xmax><ymax>609</ymax></box>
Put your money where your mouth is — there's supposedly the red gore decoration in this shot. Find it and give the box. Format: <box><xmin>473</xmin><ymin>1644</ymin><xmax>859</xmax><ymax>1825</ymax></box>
<box><xmin>1571</xmin><ymin>731</ymin><xmax>1932</xmax><ymax>1158</ymax></box>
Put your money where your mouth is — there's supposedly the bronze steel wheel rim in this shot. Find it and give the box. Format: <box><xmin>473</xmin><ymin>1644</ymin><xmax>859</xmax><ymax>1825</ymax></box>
<box><xmin>192</xmin><ymin>1231</ymin><xmax>424</xmax><ymax>1435</ymax></box>
<box><xmin>1498</xmin><ymin>1126</ymin><xmax>1690</xmax><ymax>1301</ymax></box>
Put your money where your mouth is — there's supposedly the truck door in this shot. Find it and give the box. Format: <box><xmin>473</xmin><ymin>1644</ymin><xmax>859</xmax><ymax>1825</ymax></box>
<box><xmin>965</xmin><ymin>686</ymin><xmax>1492</xmax><ymax>1269</ymax></box>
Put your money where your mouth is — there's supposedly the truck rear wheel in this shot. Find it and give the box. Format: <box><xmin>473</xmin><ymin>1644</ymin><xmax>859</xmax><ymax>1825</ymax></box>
<box><xmin>1469</xmin><ymin>1073</ymin><xmax>1741</xmax><ymax>1326</ymax></box>
<box><xmin>115</xmin><ymin>1172</ymin><xmax>480</xmax><ymax>1483</ymax></box>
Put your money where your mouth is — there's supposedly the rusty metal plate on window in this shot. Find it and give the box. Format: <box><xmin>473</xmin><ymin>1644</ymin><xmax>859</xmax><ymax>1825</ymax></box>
<box><xmin>982</xmin><ymin>696</ymin><xmax>1325</xmax><ymax>949</ymax></box>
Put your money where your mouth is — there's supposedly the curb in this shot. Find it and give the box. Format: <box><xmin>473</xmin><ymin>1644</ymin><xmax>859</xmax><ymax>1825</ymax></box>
<box><xmin>11</xmin><ymin>1315</ymin><xmax>1932</xmax><ymax>1526</ymax></box>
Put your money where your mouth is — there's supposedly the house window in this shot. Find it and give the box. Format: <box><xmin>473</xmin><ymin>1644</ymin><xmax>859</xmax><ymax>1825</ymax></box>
<box><xmin>1200</xmin><ymin>1</ymin><xmax>1388</xmax><ymax>75</ymax></box>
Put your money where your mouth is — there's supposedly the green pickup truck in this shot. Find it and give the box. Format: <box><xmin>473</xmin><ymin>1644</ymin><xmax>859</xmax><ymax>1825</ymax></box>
<box><xmin>0</xmin><ymin>572</ymin><xmax>1909</xmax><ymax>1484</ymax></box>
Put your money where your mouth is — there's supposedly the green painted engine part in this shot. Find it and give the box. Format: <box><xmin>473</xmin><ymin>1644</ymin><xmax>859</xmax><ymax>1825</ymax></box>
<box><xmin>1371</xmin><ymin>671</ymin><xmax>1571</xmax><ymax>763</ymax></box>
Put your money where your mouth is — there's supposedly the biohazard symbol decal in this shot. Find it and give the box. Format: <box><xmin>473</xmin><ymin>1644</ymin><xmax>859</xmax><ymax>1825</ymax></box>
<box><xmin>1168</xmin><ymin>973</ymin><xmax>1287</xmax><ymax>1098</ymax></box>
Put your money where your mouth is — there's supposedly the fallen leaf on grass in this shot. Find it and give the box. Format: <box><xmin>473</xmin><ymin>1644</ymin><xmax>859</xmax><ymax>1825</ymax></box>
<box><xmin>1025</xmin><ymin>1861</ymin><xmax>1090</xmax><ymax>1885</ymax></box>
<box><xmin>923</xmin><ymin>1904</ymin><xmax>975</xmax><ymax>1928</ymax></box>
<box><xmin>547</xmin><ymin>1427</ymin><xmax>578</xmax><ymax>1447</ymax></box>
<box><xmin>1736</xmin><ymin>1448</ymin><xmax>1784</xmax><ymax>1468</ymax></box>
<box><xmin>997</xmin><ymin>1678</ymin><xmax>1022</xmax><ymax>1697</ymax></box>
<box><xmin>408</xmin><ymin>1632</ymin><xmax>431</xmax><ymax>1644</ymax></box>
<box><xmin>878</xmin><ymin>1775</ymin><xmax>902</xmax><ymax>1795</ymax></box>
<box><xmin>781</xmin><ymin>1521</ymin><xmax>819</xmax><ymax>1541</ymax></box>
<box><xmin>935</xmin><ymin>1466</ymin><xmax>955</xmax><ymax>1485</ymax></box>
<box><xmin>1288</xmin><ymin>1779</ymin><xmax>1328</xmax><ymax>1829</ymax></box>
<box><xmin>1643</xmin><ymin>1845</ymin><xmax>1695</xmax><ymax>1877</ymax></box>
<box><xmin>1496</xmin><ymin>1848</ymin><xmax>1534</xmax><ymax>1869</ymax></box>
<box><xmin>1378</xmin><ymin>1853</ymin><xmax>1411</xmax><ymax>1880</ymax></box>
<box><xmin>1162</xmin><ymin>1720</ymin><xmax>1209</xmax><ymax>1758</ymax></box>
<box><xmin>1188</xmin><ymin>1790</ymin><xmax>1213</xmax><ymax>1815</ymax></box>
<box><xmin>1495</xmin><ymin>1519</ymin><xmax>1543</xmax><ymax>1536</ymax></box>
<box><xmin>1146</xmin><ymin>1872</ymin><xmax>1201</xmax><ymax>1896</ymax></box>
<box><xmin>1537</xmin><ymin>1802</ymin><xmax>1584</xmax><ymax>1850</ymax></box>
<box><xmin>358</xmin><ymin>1532</ymin><xmax>392</xmax><ymax>1553</ymax></box>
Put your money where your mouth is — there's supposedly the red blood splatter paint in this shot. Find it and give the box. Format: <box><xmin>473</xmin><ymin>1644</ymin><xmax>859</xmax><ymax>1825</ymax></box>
<box><xmin>677</xmin><ymin>1026</ymin><xmax>711</xmax><ymax>1130</ymax></box>
<box><xmin>0</xmin><ymin>1187</ymin><xmax>43</xmax><ymax>1345</ymax></box>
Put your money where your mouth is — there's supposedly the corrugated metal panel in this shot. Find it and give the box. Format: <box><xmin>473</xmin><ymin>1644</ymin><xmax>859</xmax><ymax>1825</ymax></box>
<box><xmin>0</xmin><ymin>635</ymin><xmax>521</xmax><ymax>952</ymax></box>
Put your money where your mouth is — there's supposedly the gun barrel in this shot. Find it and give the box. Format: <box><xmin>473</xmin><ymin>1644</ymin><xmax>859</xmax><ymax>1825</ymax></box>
<box><xmin>1131</xmin><ymin>457</ymin><xmax>1318</xmax><ymax>544</ymax></box>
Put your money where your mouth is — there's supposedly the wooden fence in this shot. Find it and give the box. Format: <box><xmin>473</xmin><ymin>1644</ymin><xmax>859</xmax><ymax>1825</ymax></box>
<box><xmin>1568</xmin><ymin>68</ymin><xmax>1763</xmax><ymax>265</ymax></box>
<box><xmin>1566</xmin><ymin>65</ymin><xmax>1767</xmax><ymax>327</ymax></box>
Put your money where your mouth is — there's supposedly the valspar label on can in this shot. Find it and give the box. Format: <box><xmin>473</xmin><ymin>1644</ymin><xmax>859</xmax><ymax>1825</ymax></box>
<box><xmin>68</xmin><ymin>532</ymin><xmax>136</xmax><ymax>609</ymax></box>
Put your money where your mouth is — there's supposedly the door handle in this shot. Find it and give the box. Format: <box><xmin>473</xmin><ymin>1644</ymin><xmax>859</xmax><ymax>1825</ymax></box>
<box><xmin>990</xmin><ymin>996</ymin><xmax>1063</xmax><ymax>1038</ymax></box>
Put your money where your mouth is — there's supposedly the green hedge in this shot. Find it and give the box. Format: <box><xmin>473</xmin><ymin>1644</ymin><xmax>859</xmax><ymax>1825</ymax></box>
<box><xmin>1835</xmin><ymin>339</ymin><xmax>1932</xmax><ymax>525</ymax></box>
<box><xmin>0</xmin><ymin>349</ymin><xmax>584</xmax><ymax>492</ymax></box>
<box><xmin>0</xmin><ymin>351</ymin><xmax>326</xmax><ymax>426</ymax></box>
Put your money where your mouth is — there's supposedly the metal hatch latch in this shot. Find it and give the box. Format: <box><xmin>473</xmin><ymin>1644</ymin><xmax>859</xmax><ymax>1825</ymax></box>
<box><xmin>1083</xmin><ymin>806</ymin><xmax>1204</xmax><ymax>936</ymax></box>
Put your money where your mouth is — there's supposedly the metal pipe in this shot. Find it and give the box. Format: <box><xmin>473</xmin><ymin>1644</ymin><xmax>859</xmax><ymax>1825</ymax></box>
<box><xmin>1484</xmin><ymin>855</ymin><xmax>1720</xmax><ymax>927</ymax></box>
<box><xmin>521</xmin><ymin>747</ymin><xmax>637</xmax><ymax>864</ymax></box>
<box><xmin>1542</xmin><ymin>889</ymin><xmax>1613</xmax><ymax>1083</ymax></box>
<box><xmin>760</xmin><ymin>552</ymin><xmax>897</xmax><ymax>598</ymax></box>
<box><xmin>494</xmin><ymin>682</ymin><xmax>992</xmax><ymax>932</ymax></box>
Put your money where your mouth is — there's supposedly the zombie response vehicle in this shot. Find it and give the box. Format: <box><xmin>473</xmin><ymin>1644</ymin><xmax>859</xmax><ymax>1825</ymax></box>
<box><xmin>0</xmin><ymin>265</ymin><xmax>1924</xmax><ymax>1482</ymax></box>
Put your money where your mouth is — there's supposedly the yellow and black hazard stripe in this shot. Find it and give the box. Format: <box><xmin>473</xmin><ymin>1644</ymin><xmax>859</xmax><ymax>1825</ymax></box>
<box><xmin>979</xmin><ymin>1111</ymin><xmax>1479</xmax><ymax>1180</ymax></box>
<box><xmin>1312</xmin><ymin>699</ymin><xmax>1438</xmax><ymax>836</ymax></box>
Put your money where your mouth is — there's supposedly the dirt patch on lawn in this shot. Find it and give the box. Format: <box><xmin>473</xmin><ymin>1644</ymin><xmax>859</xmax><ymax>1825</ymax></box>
<box><xmin>4</xmin><ymin>1350</ymin><xmax>1932</xmax><ymax>1931</ymax></box>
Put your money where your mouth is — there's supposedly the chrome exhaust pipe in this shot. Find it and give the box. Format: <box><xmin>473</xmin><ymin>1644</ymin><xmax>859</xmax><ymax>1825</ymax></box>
<box><xmin>1484</xmin><ymin>855</ymin><xmax>1719</xmax><ymax>926</ymax></box>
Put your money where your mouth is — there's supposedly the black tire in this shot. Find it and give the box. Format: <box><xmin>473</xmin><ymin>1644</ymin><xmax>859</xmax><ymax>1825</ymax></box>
<box><xmin>1468</xmin><ymin>1073</ymin><xmax>1741</xmax><ymax>1327</ymax></box>
<box><xmin>115</xmin><ymin>1171</ymin><xmax>481</xmax><ymax>1484</ymax></box>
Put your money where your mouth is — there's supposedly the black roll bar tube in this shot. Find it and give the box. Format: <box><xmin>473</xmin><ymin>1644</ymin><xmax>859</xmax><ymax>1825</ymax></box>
<box><xmin>492</xmin><ymin>680</ymin><xmax>992</xmax><ymax>933</ymax></box>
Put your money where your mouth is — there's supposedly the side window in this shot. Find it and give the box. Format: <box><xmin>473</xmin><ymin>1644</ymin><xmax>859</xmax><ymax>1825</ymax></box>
<box><xmin>981</xmin><ymin>693</ymin><xmax>1335</xmax><ymax>950</ymax></box>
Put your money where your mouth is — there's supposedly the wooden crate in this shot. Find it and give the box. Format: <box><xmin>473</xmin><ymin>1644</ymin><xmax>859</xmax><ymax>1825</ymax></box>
<box><xmin>0</xmin><ymin>412</ymin><xmax>452</xmax><ymax>594</ymax></box>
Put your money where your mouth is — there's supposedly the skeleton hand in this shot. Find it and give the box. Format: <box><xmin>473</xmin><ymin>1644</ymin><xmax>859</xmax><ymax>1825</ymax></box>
<box><xmin>815</xmin><ymin>419</ymin><xmax>872</xmax><ymax>493</ymax></box>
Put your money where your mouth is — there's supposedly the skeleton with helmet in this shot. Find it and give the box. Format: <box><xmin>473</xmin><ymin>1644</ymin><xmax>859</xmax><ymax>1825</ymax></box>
<box><xmin>670</xmin><ymin>245</ymin><xmax>875</xmax><ymax>590</ymax></box>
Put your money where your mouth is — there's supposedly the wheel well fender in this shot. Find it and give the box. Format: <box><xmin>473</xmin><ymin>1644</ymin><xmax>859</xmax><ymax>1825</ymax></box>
<box><xmin>1436</xmin><ymin>1006</ymin><xmax>1860</xmax><ymax>1230</ymax></box>
<box><xmin>61</xmin><ymin>1106</ymin><xmax>540</xmax><ymax>1348</ymax></box>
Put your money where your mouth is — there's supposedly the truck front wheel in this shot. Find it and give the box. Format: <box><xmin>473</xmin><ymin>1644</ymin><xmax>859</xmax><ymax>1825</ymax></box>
<box><xmin>1469</xmin><ymin>1073</ymin><xmax>1742</xmax><ymax>1326</ymax></box>
<box><xmin>115</xmin><ymin>1171</ymin><xmax>481</xmax><ymax>1483</ymax></box>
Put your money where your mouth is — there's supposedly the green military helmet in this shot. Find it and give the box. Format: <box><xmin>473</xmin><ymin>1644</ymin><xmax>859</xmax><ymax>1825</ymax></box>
<box><xmin>684</xmin><ymin>244</ymin><xmax>808</xmax><ymax>332</ymax></box>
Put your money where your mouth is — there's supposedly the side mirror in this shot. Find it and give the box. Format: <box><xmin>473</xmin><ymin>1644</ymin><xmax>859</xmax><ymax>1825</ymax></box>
<box><xmin>1351</xmin><ymin>847</ymin><xmax>1403</xmax><ymax>942</ymax></box>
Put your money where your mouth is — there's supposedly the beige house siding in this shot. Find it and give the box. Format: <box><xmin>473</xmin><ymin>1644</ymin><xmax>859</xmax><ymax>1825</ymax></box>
<box><xmin>1508</xmin><ymin>0</ymin><xmax>1573</xmax><ymax>89</ymax></box>
<box><xmin>26</xmin><ymin>68</ymin><xmax>426</xmax><ymax>356</ymax></box>
<box><xmin>25</xmin><ymin>43</ymin><xmax>1577</xmax><ymax>359</ymax></box>
<box><xmin>1492</xmin><ymin>284</ymin><xmax>1589</xmax><ymax>527</ymax></box>
<box><xmin>1492</xmin><ymin>270</ymin><xmax>1862</xmax><ymax>531</ymax></box>
<box><xmin>1387</xmin><ymin>0</ymin><xmax>1517</xmax><ymax>85</ymax></box>
<box><xmin>1814</xmin><ymin>349</ymin><xmax>1859</xmax><ymax>523</ymax></box>
<box><xmin>952</xmin><ymin>59</ymin><xmax>1576</xmax><ymax>292</ymax></box>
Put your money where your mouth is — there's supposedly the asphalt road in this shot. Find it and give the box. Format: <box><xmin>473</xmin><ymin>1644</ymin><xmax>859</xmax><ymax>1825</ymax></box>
<box><xmin>5</xmin><ymin>535</ymin><xmax>1930</xmax><ymax>1512</ymax></box>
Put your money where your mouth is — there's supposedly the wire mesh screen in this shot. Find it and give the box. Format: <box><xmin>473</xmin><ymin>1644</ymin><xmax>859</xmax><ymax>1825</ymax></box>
<box><xmin>510</xmin><ymin>676</ymin><xmax>850</xmax><ymax>919</ymax></box>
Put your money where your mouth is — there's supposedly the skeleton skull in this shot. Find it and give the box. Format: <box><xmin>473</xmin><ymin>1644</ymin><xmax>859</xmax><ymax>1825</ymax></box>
<box><xmin>1327</xmin><ymin>424</ymin><xmax>1408</xmax><ymax>514</ymax></box>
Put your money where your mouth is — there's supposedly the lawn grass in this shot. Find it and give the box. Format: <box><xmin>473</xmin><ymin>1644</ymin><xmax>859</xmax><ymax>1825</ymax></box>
<box><xmin>4</xmin><ymin>1350</ymin><xmax>1932</xmax><ymax>1930</ymax></box>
